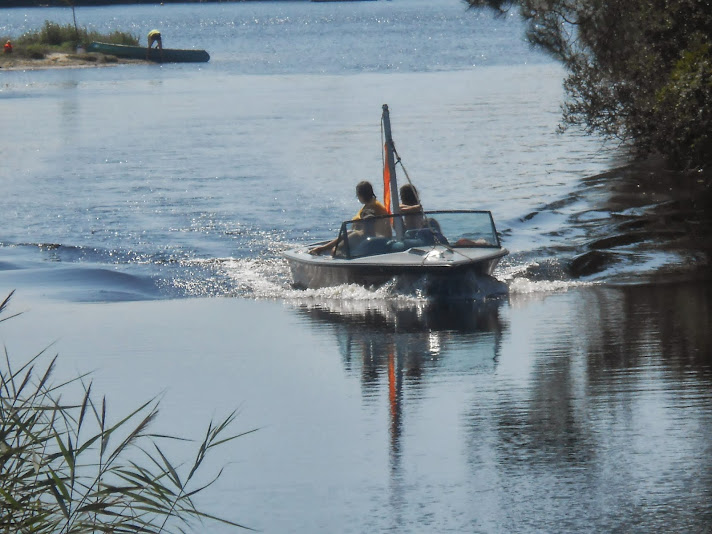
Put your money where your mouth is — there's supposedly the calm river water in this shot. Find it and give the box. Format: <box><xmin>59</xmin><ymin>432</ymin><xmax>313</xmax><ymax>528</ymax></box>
<box><xmin>1</xmin><ymin>1</ymin><xmax>711</xmax><ymax>532</ymax></box>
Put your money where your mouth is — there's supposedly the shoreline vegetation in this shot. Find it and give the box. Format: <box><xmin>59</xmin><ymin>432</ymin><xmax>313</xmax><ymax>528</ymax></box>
<box><xmin>466</xmin><ymin>0</ymin><xmax>711</xmax><ymax>169</ymax></box>
<box><xmin>0</xmin><ymin>292</ymin><xmax>253</xmax><ymax>532</ymax></box>
<box><xmin>1</xmin><ymin>21</ymin><xmax>150</xmax><ymax>70</ymax></box>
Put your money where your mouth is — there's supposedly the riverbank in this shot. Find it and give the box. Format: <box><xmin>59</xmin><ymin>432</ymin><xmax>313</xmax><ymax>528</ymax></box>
<box><xmin>1</xmin><ymin>20</ymin><xmax>141</xmax><ymax>70</ymax></box>
<box><xmin>0</xmin><ymin>51</ymin><xmax>145</xmax><ymax>70</ymax></box>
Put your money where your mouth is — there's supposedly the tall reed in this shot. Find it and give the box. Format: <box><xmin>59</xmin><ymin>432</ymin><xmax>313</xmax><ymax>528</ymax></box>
<box><xmin>0</xmin><ymin>292</ymin><xmax>255</xmax><ymax>533</ymax></box>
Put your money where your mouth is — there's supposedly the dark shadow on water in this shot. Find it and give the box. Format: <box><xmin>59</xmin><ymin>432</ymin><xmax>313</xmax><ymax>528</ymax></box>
<box><xmin>569</xmin><ymin>160</ymin><xmax>712</xmax><ymax>283</ymax></box>
<box><xmin>505</xmin><ymin>158</ymin><xmax>712</xmax><ymax>286</ymax></box>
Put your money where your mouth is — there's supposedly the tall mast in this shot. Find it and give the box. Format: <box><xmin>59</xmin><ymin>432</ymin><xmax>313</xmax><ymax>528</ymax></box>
<box><xmin>382</xmin><ymin>104</ymin><xmax>404</xmax><ymax>239</ymax></box>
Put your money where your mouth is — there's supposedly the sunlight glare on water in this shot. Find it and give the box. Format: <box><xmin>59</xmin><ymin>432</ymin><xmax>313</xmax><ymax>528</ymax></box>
<box><xmin>1</xmin><ymin>64</ymin><xmax>613</xmax><ymax>301</ymax></box>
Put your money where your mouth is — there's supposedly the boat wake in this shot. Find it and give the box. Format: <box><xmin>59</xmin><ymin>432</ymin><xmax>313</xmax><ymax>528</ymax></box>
<box><xmin>218</xmin><ymin>252</ymin><xmax>509</xmax><ymax>303</ymax></box>
<box><xmin>6</xmin><ymin>158</ymin><xmax>707</xmax><ymax>306</ymax></box>
<box><xmin>497</xmin><ymin>161</ymin><xmax>712</xmax><ymax>289</ymax></box>
<box><xmin>495</xmin><ymin>257</ymin><xmax>596</xmax><ymax>296</ymax></box>
<box><xmin>180</xmin><ymin>236</ymin><xmax>578</xmax><ymax>303</ymax></box>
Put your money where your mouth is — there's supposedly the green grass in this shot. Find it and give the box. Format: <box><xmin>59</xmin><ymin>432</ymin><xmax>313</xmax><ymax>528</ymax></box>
<box><xmin>2</xmin><ymin>21</ymin><xmax>138</xmax><ymax>60</ymax></box>
<box><xmin>0</xmin><ymin>291</ymin><xmax>255</xmax><ymax>533</ymax></box>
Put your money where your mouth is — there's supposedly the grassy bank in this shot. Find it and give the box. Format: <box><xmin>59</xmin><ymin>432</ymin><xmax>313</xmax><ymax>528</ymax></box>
<box><xmin>1</xmin><ymin>21</ymin><xmax>139</xmax><ymax>68</ymax></box>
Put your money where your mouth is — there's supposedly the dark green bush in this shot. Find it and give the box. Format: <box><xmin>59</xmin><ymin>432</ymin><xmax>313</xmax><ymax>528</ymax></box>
<box><xmin>24</xmin><ymin>43</ymin><xmax>47</xmax><ymax>59</ymax></box>
<box><xmin>40</xmin><ymin>20</ymin><xmax>65</xmax><ymax>45</ymax></box>
<box><xmin>654</xmin><ymin>39</ymin><xmax>712</xmax><ymax>166</ymax></box>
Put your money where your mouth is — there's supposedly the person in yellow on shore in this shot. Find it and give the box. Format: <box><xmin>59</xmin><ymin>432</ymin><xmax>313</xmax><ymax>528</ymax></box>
<box><xmin>4</xmin><ymin>40</ymin><xmax>12</xmax><ymax>54</ymax></box>
<box><xmin>146</xmin><ymin>29</ymin><xmax>162</xmax><ymax>60</ymax></box>
<box><xmin>309</xmin><ymin>181</ymin><xmax>391</xmax><ymax>255</ymax></box>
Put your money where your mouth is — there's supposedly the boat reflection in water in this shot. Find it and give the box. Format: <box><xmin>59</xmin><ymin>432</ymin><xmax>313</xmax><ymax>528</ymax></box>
<box><xmin>283</xmin><ymin>282</ymin><xmax>712</xmax><ymax>531</ymax></box>
<box><xmin>290</xmin><ymin>297</ymin><xmax>507</xmax><ymax>488</ymax></box>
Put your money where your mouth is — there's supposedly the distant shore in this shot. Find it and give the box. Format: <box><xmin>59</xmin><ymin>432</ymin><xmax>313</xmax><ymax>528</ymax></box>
<box><xmin>0</xmin><ymin>52</ymin><xmax>146</xmax><ymax>70</ymax></box>
<box><xmin>3</xmin><ymin>1</ymin><xmax>241</xmax><ymax>6</ymax></box>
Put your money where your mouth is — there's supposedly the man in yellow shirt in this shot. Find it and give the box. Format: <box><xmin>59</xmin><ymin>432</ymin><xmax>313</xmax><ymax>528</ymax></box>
<box><xmin>309</xmin><ymin>181</ymin><xmax>391</xmax><ymax>255</ymax></box>
<box><xmin>146</xmin><ymin>29</ymin><xmax>162</xmax><ymax>60</ymax></box>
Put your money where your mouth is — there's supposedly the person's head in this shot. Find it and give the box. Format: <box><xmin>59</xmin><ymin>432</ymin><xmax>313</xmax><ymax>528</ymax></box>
<box><xmin>400</xmin><ymin>184</ymin><xmax>419</xmax><ymax>206</ymax></box>
<box><xmin>356</xmin><ymin>181</ymin><xmax>376</xmax><ymax>203</ymax></box>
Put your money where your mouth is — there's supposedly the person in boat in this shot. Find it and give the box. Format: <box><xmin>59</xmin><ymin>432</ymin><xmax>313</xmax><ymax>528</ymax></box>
<box><xmin>399</xmin><ymin>183</ymin><xmax>425</xmax><ymax>230</ymax></box>
<box><xmin>398</xmin><ymin>183</ymin><xmax>447</xmax><ymax>240</ymax></box>
<box><xmin>4</xmin><ymin>40</ymin><xmax>12</xmax><ymax>54</ymax></box>
<box><xmin>309</xmin><ymin>180</ymin><xmax>391</xmax><ymax>255</ymax></box>
<box><xmin>146</xmin><ymin>29</ymin><xmax>163</xmax><ymax>60</ymax></box>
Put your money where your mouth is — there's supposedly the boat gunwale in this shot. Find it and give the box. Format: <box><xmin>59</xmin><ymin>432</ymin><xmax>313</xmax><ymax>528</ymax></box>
<box><xmin>285</xmin><ymin>208</ymin><xmax>505</xmax><ymax>261</ymax></box>
<box><xmin>283</xmin><ymin>247</ymin><xmax>509</xmax><ymax>272</ymax></box>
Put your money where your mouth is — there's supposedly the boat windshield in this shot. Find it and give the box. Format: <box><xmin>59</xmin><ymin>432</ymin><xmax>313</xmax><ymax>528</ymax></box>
<box><xmin>334</xmin><ymin>210</ymin><xmax>501</xmax><ymax>259</ymax></box>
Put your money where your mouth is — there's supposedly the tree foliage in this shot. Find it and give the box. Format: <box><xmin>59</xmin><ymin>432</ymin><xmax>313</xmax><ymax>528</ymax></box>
<box><xmin>466</xmin><ymin>0</ymin><xmax>712</xmax><ymax>168</ymax></box>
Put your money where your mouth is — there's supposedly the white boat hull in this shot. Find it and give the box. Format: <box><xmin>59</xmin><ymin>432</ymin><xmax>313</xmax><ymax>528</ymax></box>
<box><xmin>284</xmin><ymin>245</ymin><xmax>508</xmax><ymax>294</ymax></box>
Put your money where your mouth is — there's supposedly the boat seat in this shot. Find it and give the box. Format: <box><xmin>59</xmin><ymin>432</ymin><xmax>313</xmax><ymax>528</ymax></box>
<box><xmin>351</xmin><ymin>237</ymin><xmax>392</xmax><ymax>258</ymax></box>
<box><xmin>403</xmin><ymin>228</ymin><xmax>449</xmax><ymax>246</ymax></box>
<box><xmin>387</xmin><ymin>240</ymin><xmax>407</xmax><ymax>253</ymax></box>
<box><xmin>352</xmin><ymin>230</ymin><xmax>450</xmax><ymax>257</ymax></box>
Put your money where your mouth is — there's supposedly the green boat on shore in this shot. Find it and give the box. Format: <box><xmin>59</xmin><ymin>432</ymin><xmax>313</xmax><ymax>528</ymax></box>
<box><xmin>87</xmin><ymin>42</ymin><xmax>210</xmax><ymax>63</ymax></box>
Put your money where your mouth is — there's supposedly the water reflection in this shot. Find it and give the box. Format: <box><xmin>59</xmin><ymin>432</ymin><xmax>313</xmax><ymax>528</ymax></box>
<box><xmin>476</xmin><ymin>284</ymin><xmax>712</xmax><ymax>531</ymax></box>
<box><xmin>60</xmin><ymin>90</ymin><xmax>81</xmax><ymax>138</ymax></box>
<box><xmin>288</xmin><ymin>282</ymin><xmax>712</xmax><ymax>531</ymax></box>
<box><xmin>291</xmin><ymin>297</ymin><xmax>507</xmax><ymax>526</ymax></box>
<box><xmin>580</xmin><ymin>283</ymin><xmax>712</xmax><ymax>375</ymax></box>
<box><xmin>292</xmin><ymin>297</ymin><xmax>506</xmax><ymax>334</ymax></box>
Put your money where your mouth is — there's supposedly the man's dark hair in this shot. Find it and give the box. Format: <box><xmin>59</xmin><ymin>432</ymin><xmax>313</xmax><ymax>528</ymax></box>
<box><xmin>356</xmin><ymin>181</ymin><xmax>376</xmax><ymax>201</ymax></box>
<box><xmin>399</xmin><ymin>184</ymin><xmax>419</xmax><ymax>206</ymax></box>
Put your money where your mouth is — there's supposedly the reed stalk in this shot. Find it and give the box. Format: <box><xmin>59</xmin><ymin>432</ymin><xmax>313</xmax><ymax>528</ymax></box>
<box><xmin>0</xmin><ymin>292</ymin><xmax>255</xmax><ymax>533</ymax></box>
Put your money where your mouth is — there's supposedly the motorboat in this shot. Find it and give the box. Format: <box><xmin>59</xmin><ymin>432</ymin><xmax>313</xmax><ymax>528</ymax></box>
<box><xmin>284</xmin><ymin>209</ymin><xmax>508</xmax><ymax>291</ymax></box>
<box><xmin>283</xmin><ymin>105</ymin><xmax>509</xmax><ymax>296</ymax></box>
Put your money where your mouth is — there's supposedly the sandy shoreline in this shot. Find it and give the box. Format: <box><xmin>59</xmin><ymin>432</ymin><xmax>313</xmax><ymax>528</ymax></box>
<box><xmin>0</xmin><ymin>52</ymin><xmax>147</xmax><ymax>71</ymax></box>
